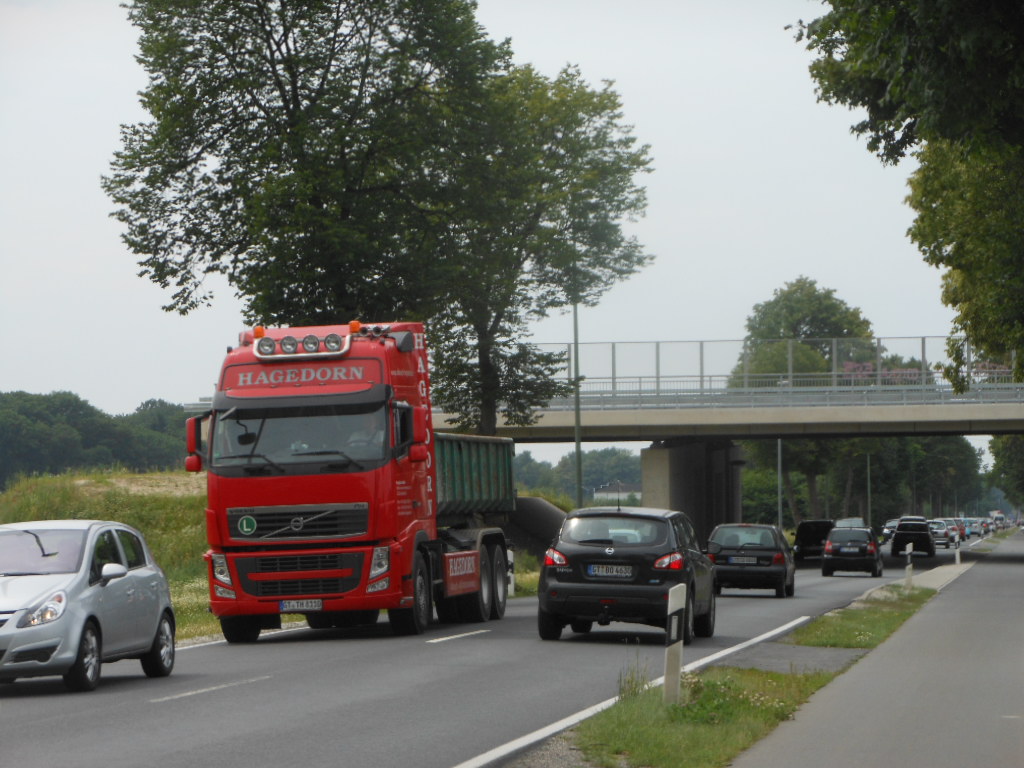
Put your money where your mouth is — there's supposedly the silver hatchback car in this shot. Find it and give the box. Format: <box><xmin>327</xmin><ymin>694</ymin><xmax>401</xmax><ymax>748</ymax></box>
<box><xmin>0</xmin><ymin>519</ymin><xmax>175</xmax><ymax>691</ymax></box>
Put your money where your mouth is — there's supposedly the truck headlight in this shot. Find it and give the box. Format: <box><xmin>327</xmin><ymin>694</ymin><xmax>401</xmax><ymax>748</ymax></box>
<box><xmin>212</xmin><ymin>553</ymin><xmax>232</xmax><ymax>586</ymax></box>
<box><xmin>369</xmin><ymin>546</ymin><xmax>390</xmax><ymax>579</ymax></box>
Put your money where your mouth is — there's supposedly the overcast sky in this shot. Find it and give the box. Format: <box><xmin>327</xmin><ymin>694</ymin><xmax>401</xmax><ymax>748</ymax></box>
<box><xmin>0</xmin><ymin>1</ymin><xmax>966</xmax><ymax>464</ymax></box>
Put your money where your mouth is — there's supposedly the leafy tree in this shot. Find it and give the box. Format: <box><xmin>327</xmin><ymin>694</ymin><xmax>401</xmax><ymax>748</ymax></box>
<box><xmin>907</xmin><ymin>141</ymin><xmax>1024</xmax><ymax>389</ymax></box>
<box><xmin>105</xmin><ymin>2</ymin><xmax>651</xmax><ymax>435</ymax></box>
<box><xmin>744</xmin><ymin>276</ymin><xmax>873</xmax><ymax>350</ymax></box>
<box><xmin>512</xmin><ymin>450</ymin><xmax>558</xmax><ymax>491</ymax></box>
<box><xmin>795</xmin><ymin>2</ymin><xmax>1024</xmax><ymax>163</ymax></box>
<box><xmin>104</xmin><ymin>0</ymin><xmax>506</xmax><ymax>320</ymax></box>
<box><xmin>738</xmin><ymin>278</ymin><xmax>872</xmax><ymax>520</ymax></box>
<box><xmin>429</xmin><ymin>65</ymin><xmax>651</xmax><ymax>433</ymax></box>
<box><xmin>796</xmin><ymin>5</ymin><xmax>1024</xmax><ymax>397</ymax></box>
<box><xmin>0</xmin><ymin>393</ymin><xmax>184</xmax><ymax>488</ymax></box>
<box><xmin>987</xmin><ymin>435</ymin><xmax>1024</xmax><ymax>509</ymax></box>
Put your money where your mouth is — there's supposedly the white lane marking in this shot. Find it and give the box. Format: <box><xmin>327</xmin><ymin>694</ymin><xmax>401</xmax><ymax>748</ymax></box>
<box><xmin>449</xmin><ymin>616</ymin><xmax>812</xmax><ymax>768</ymax></box>
<box><xmin>150</xmin><ymin>675</ymin><xmax>272</xmax><ymax>703</ymax></box>
<box><xmin>427</xmin><ymin>630</ymin><xmax>491</xmax><ymax>644</ymax></box>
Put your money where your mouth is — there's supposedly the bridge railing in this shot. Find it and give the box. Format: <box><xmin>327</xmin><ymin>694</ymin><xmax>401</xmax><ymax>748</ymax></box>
<box><xmin>526</xmin><ymin>336</ymin><xmax>1021</xmax><ymax>411</ymax></box>
<box><xmin>535</xmin><ymin>336</ymin><xmax>1016</xmax><ymax>392</ymax></box>
<box><xmin>540</xmin><ymin>375</ymin><xmax>1024</xmax><ymax>410</ymax></box>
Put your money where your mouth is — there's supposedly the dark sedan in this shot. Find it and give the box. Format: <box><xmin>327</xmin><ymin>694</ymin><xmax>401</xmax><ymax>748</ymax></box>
<box><xmin>537</xmin><ymin>507</ymin><xmax>716</xmax><ymax>644</ymax></box>
<box><xmin>891</xmin><ymin>520</ymin><xmax>936</xmax><ymax>557</ymax></box>
<box><xmin>706</xmin><ymin>523</ymin><xmax>795</xmax><ymax>598</ymax></box>
<box><xmin>822</xmin><ymin>527</ymin><xmax>883</xmax><ymax>577</ymax></box>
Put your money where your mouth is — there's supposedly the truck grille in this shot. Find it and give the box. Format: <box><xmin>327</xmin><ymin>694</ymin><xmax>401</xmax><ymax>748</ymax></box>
<box><xmin>227</xmin><ymin>503</ymin><xmax>369</xmax><ymax>541</ymax></box>
<box><xmin>235</xmin><ymin>551</ymin><xmax>364</xmax><ymax>598</ymax></box>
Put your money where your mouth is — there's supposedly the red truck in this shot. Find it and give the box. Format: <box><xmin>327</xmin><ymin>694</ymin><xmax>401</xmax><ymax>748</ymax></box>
<box><xmin>185</xmin><ymin>321</ymin><xmax>514</xmax><ymax>642</ymax></box>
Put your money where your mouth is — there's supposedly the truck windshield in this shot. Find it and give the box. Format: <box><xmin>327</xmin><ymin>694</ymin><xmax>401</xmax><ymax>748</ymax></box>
<box><xmin>211</xmin><ymin>404</ymin><xmax>388</xmax><ymax>470</ymax></box>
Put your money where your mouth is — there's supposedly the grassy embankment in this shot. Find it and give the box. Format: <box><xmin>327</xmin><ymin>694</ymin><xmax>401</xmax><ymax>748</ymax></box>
<box><xmin>1</xmin><ymin>471</ymin><xmax>221</xmax><ymax>639</ymax></box>
<box><xmin>0</xmin><ymin>470</ymin><xmax>544</xmax><ymax>640</ymax></box>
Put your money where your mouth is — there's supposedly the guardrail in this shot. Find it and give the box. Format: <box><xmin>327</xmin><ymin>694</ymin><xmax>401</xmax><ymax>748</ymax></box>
<box><xmin>541</xmin><ymin>375</ymin><xmax>1024</xmax><ymax>411</ymax></box>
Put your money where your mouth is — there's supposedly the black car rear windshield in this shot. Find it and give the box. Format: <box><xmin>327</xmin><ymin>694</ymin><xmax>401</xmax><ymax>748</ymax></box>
<box><xmin>897</xmin><ymin>522</ymin><xmax>930</xmax><ymax>533</ymax></box>
<box><xmin>710</xmin><ymin>526</ymin><xmax>778</xmax><ymax>548</ymax></box>
<box><xmin>562</xmin><ymin>516</ymin><xmax>668</xmax><ymax>546</ymax></box>
<box><xmin>828</xmin><ymin>529</ymin><xmax>872</xmax><ymax>543</ymax></box>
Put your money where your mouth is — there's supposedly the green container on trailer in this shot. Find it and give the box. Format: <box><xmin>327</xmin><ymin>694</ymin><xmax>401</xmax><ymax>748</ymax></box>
<box><xmin>434</xmin><ymin>433</ymin><xmax>515</xmax><ymax>527</ymax></box>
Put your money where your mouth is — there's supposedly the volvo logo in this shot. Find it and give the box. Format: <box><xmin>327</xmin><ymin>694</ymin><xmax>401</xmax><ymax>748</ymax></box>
<box><xmin>290</xmin><ymin>517</ymin><xmax>305</xmax><ymax>532</ymax></box>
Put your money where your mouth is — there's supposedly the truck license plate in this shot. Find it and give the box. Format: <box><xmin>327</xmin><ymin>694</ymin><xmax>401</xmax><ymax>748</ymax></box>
<box><xmin>280</xmin><ymin>599</ymin><xmax>322</xmax><ymax>611</ymax></box>
<box><xmin>588</xmin><ymin>564</ymin><xmax>632</xmax><ymax>578</ymax></box>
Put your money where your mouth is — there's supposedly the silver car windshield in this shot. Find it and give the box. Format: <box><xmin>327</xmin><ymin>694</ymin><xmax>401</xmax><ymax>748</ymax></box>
<box><xmin>0</xmin><ymin>529</ymin><xmax>87</xmax><ymax>575</ymax></box>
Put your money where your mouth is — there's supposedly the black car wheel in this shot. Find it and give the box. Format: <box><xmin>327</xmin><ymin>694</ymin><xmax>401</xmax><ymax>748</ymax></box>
<box><xmin>570</xmin><ymin>619</ymin><xmax>593</xmax><ymax>634</ymax></box>
<box><xmin>682</xmin><ymin>586</ymin><xmax>696</xmax><ymax>646</ymax></box>
<box><xmin>538</xmin><ymin>608</ymin><xmax>563</xmax><ymax>640</ymax></box>
<box><xmin>694</xmin><ymin>589</ymin><xmax>715</xmax><ymax>638</ymax></box>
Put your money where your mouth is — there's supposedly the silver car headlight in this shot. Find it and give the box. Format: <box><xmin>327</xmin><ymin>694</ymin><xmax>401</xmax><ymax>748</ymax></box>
<box><xmin>18</xmin><ymin>590</ymin><xmax>68</xmax><ymax>628</ymax></box>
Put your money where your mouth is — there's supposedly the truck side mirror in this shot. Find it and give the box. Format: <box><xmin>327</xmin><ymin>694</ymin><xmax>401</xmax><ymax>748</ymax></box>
<box><xmin>413</xmin><ymin>407</ymin><xmax>430</xmax><ymax>445</ymax></box>
<box><xmin>409</xmin><ymin>444</ymin><xmax>429</xmax><ymax>463</ymax></box>
<box><xmin>185</xmin><ymin>415</ymin><xmax>207</xmax><ymax>472</ymax></box>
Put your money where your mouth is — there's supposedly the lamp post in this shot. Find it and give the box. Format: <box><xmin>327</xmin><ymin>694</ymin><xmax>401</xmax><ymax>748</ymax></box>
<box><xmin>572</xmin><ymin>290</ymin><xmax>583</xmax><ymax>510</ymax></box>
<box><xmin>777</xmin><ymin>438</ymin><xmax>783</xmax><ymax>529</ymax></box>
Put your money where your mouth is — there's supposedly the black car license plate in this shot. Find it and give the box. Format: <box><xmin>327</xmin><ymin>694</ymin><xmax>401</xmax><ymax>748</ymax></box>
<box><xmin>587</xmin><ymin>563</ymin><xmax>633</xmax><ymax>578</ymax></box>
<box><xmin>728</xmin><ymin>556</ymin><xmax>758</xmax><ymax>564</ymax></box>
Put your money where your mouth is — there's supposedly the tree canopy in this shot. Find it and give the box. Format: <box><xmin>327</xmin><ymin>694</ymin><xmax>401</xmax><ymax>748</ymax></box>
<box><xmin>104</xmin><ymin>0</ymin><xmax>652</xmax><ymax>434</ymax></box>
<box><xmin>0</xmin><ymin>393</ymin><xmax>186</xmax><ymax>489</ymax></box>
<box><xmin>796</xmin><ymin>1</ymin><xmax>1024</xmax><ymax>164</ymax></box>
<box><xmin>797</xmin><ymin>3</ymin><xmax>1024</xmax><ymax>393</ymax></box>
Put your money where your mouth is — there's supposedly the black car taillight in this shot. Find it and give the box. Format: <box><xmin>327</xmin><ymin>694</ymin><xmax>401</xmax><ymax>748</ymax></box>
<box><xmin>654</xmin><ymin>552</ymin><xmax>684</xmax><ymax>570</ymax></box>
<box><xmin>824</xmin><ymin>540</ymin><xmax>833</xmax><ymax>554</ymax></box>
<box><xmin>544</xmin><ymin>548</ymin><xmax>567</xmax><ymax>567</ymax></box>
<box><xmin>772</xmin><ymin>552</ymin><xmax>785</xmax><ymax>565</ymax></box>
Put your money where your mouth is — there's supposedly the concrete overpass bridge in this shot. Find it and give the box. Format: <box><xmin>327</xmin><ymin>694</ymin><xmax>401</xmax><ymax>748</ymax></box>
<box><xmin>434</xmin><ymin>335</ymin><xmax>1024</xmax><ymax>539</ymax></box>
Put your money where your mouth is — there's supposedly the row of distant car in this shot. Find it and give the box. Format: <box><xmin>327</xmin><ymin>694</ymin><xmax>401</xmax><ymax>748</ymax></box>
<box><xmin>537</xmin><ymin>507</ymin><xmax>948</xmax><ymax>644</ymax></box>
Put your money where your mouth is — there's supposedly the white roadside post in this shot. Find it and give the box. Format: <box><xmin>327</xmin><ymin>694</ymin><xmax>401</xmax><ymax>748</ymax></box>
<box><xmin>663</xmin><ymin>583</ymin><xmax>687</xmax><ymax>705</ymax></box>
<box><xmin>955</xmin><ymin>534</ymin><xmax>961</xmax><ymax>565</ymax></box>
<box><xmin>904</xmin><ymin>541</ymin><xmax>914</xmax><ymax>588</ymax></box>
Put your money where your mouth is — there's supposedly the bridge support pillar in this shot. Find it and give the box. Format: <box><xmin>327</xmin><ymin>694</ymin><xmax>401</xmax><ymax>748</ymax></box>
<box><xmin>641</xmin><ymin>439</ymin><xmax>744</xmax><ymax>542</ymax></box>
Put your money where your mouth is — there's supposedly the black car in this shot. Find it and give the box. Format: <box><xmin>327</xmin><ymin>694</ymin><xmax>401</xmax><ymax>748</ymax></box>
<box><xmin>793</xmin><ymin>519</ymin><xmax>835</xmax><ymax>561</ymax></box>
<box><xmin>822</xmin><ymin>527</ymin><xmax>883</xmax><ymax>577</ymax></box>
<box><xmin>706</xmin><ymin>523</ymin><xmax>795</xmax><ymax>598</ymax></box>
<box><xmin>537</xmin><ymin>507</ymin><xmax>716</xmax><ymax>644</ymax></box>
<box><xmin>891</xmin><ymin>520</ymin><xmax>936</xmax><ymax>557</ymax></box>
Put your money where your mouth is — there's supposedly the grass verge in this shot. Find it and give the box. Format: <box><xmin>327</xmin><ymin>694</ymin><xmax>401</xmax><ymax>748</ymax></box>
<box><xmin>570</xmin><ymin>583</ymin><xmax>937</xmax><ymax>768</ymax></box>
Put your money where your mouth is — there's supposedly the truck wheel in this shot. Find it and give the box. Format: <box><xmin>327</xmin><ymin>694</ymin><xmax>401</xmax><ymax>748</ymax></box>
<box><xmin>538</xmin><ymin>608</ymin><xmax>563</xmax><ymax>640</ymax></box>
<box><xmin>389</xmin><ymin>552</ymin><xmax>431</xmax><ymax>636</ymax></box>
<box><xmin>221</xmin><ymin>616</ymin><xmax>261</xmax><ymax>643</ymax></box>
<box><xmin>459</xmin><ymin>545</ymin><xmax>492</xmax><ymax>622</ymax></box>
<box><xmin>488</xmin><ymin>544</ymin><xmax>508</xmax><ymax>620</ymax></box>
<box><xmin>435</xmin><ymin>596</ymin><xmax>462</xmax><ymax>623</ymax></box>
